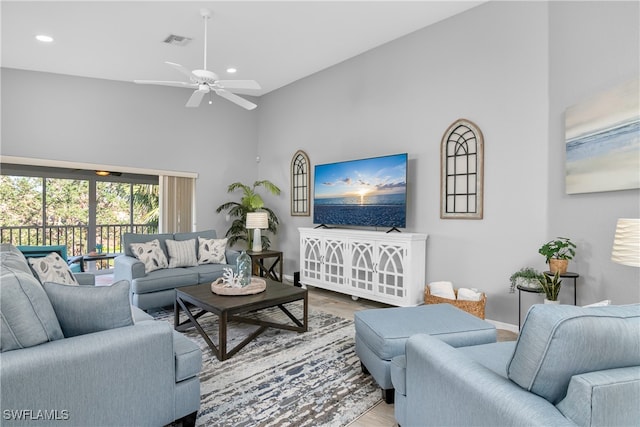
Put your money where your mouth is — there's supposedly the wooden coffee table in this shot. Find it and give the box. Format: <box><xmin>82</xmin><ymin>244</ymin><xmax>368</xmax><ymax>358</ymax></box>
<box><xmin>174</xmin><ymin>279</ymin><xmax>308</xmax><ymax>361</ymax></box>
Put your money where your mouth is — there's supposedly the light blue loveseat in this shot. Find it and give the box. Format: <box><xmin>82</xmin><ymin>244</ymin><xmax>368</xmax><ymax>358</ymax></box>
<box><xmin>114</xmin><ymin>229</ymin><xmax>240</xmax><ymax>310</ymax></box>
<box><xmin>0</xmin><ymin>244</ymin><xmax>202</xmax><ymax>426</ymax></box>
<box><xmin>391</xmin><ymin>303</ymin><xmax>640</xmax><ymax>427</ymax></box>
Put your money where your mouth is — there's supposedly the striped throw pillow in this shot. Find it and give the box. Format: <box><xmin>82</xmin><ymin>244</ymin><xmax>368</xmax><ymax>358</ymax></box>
<box><xmin>166</xmin><ymin>239</ymin><xmax>198</xmax><ymax>268</ymax></box>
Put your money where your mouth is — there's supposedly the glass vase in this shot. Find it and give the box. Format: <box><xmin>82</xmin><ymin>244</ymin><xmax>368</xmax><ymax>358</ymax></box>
<box><xmin>236</xmin><ymin>251</ymin><xmax>252</xmax><ymax>287</ymax></box>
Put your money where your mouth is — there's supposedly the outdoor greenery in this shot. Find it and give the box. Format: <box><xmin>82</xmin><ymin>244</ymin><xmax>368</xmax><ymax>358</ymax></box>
<box><xmin>0</xmin><ymin>175</ymin><xmax>159</xmax><ymax>254</ymax></box>
<box><xmin>216</xmin><ymin>180</ymin><xmax>281</xmax><ymax>250</ymax></box>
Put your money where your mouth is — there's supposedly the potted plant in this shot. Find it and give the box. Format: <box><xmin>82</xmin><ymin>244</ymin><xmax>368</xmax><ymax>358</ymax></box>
<box><xmin>216</xmin><ymin>180</ymin><xmax>281</xmax><ymax>250</ymax></box>
<box><xmin>537</xmin><ymin>271</ymin><xmax>562</xmax><ymax>303</ymax></box>
<box><xmin>509</xmin><ymin>267</ymin><xmax>544</xmax><ymax>293</ymax></box>
<box><xmin>538</xmin><ymin>237</ymin><xmax>576</xmax><ymax>274</ymax></box>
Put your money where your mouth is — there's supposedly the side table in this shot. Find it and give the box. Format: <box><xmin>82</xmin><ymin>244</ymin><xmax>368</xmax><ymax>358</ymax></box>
<box><xmin>247</xmin><ymin>250</ymin><xmax>283</xmax><ymax>282</ymax></box>
<box><xmin>517</xmin><ymin>272</ymin><xmax>579</xmax><ymax>330</ymax></box>
<box><xmin>82</xmin><ymin>252</ymin><xmax>122</xmax><ymax>272</ymax></box>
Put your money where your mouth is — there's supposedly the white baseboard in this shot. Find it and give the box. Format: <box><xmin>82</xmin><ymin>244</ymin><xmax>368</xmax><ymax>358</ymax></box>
<box><xmin>485</xmin><ymin>318</ymin><xmax>519</xmax><ymax>334</ymax></box>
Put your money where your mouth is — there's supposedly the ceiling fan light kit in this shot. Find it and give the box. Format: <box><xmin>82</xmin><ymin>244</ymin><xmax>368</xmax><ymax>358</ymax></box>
<box><xmin>134</xmin><ymin>8</ymin><xmax>260</xmax><ymax>110</ymax></box>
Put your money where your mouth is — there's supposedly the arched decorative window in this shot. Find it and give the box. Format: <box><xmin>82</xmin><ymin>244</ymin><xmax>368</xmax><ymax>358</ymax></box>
<box><xmin>441</xmin><ymin>119</ymin><xmax>484</xmax><ymax>219</ymax></box>
<box><xmin>291</xmin><ymin>150</ymin><xmax>310</xmax><ymax>216</ymax></box>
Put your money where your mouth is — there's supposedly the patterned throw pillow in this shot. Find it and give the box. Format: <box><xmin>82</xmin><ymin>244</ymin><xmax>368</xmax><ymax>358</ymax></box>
<box><xmin>129</xmin><ymin>239</ymin><xmax>168</xmax><ymax>273</ymax></box>
<box><xmin>166</xmin><ymin>239</ymin><xmax>198</xmax><ymax>268</ymax></box>
<box><xmin>28</xmin><ymin>252</ymin><xmax>78</xmax><ymax>285</ymax></box>
<box><xmin>198</xmin><ymin>237</ymin><xmax>227</xmax><ymax>264</ymax></box>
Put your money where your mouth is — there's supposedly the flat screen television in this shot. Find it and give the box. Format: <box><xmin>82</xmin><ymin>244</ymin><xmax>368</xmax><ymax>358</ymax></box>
<box><xmin>313</xmin><ymin>153</ymin><xmax>407</xmax><ymax>229</ymax></box>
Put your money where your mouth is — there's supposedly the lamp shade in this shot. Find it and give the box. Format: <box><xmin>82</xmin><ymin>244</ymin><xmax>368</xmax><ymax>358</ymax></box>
<box><xmin>611</xmin><ymin>218</ymin><xmax>640</xmax><ymax>267</ymax></box>
<box><xmin>246</xmin><ymin>212</ymin><xmax>269</xmax><ymax>229</ymax></box>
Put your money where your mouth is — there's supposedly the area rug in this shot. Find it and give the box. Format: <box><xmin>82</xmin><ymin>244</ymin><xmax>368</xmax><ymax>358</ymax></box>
<box><xmin>151</xmin><ymin>305</ymin><xmax>381</xmax><ymax>427</ymax></box>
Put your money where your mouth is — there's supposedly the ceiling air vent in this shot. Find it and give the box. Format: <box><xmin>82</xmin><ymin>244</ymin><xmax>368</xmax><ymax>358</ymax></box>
<box><xmin>163</xmin><ymin>34</ymin><xmax>192</xmax><ymax>46</ymax></box>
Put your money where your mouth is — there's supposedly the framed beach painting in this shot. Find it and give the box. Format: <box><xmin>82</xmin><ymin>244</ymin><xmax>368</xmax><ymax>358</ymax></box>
<box><xmin>565</xmin><ymin>77</ymin><xmax>640</xmax><ymax>194</ymax></box>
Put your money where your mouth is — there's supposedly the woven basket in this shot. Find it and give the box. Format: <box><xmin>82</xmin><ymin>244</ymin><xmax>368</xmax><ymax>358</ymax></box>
<box><xmin>424</xmin><ymin>286</ymin><xmax>486</xmax><ymax>319</ymax></box>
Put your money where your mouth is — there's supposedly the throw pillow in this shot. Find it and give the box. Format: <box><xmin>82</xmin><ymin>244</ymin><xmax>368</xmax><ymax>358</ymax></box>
<box><xmin>130</xmin><ymin>239</ymin><xmax>168</xmax><ymax>273</ymax></box>
<box><xmin>429</xmin><ymin>281</ymin><xmax>456</xmax><ymax>300</ymax></box>
<box><xmin>1</xmin><ymin>267</ymin><xmax>64</xmax><ymax>352</ymax></box>
<box><xmin>43</xmin><ymin>280</ymin><xmax>134</xmax><ymax>338</ymax></box>
<box><xmin>198</xmin><ymin>237</ymin><xmax>227</xmax><ymax>264</ymax></box>
<box><xmin>582</xmin><ymin>300</ymin><xmax>612</xmax><ymax>307</ymax></box>
<box><xmin>166</xmin><ymin>239</ymin><xmax>198</xmax><ymax>268</ymax></box>
<box><xmin>1</xmin><ymin>250</ymin><xmax>32</xmax><ymax>275</ymax></box>
<box><xmin>28</xmin><ymin>252</ymin><xmax>78</xmax><ymax>285</ymax></box>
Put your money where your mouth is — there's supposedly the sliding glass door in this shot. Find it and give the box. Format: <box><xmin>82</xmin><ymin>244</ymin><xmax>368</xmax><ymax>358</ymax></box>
<box><xmin>0</xmin><ymin>165</ymin><xmax>158</xmax><ymax>266</ymax></box>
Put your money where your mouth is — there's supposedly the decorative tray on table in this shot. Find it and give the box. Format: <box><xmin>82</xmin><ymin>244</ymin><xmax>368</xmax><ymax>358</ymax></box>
<box><xmin>211</xmin><ymin>277</ymin><xmax>267</xmax><ymax>296</ymax></box>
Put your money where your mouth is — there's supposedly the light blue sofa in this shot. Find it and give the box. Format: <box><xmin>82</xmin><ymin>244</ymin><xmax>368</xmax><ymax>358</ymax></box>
<box><xmin>391</xmin><ymin>303</ymin><xmax>640</xmax><ymax>427</ymax></box>
<box><xmin>0</xmin><ymin>244</ymin><xmax>202</xmax><ymax>426</ymax></box>
<box><xmin>114</xmin><ymin>229</ymin><xmax>240</xmax><ymax>310</ymax></box>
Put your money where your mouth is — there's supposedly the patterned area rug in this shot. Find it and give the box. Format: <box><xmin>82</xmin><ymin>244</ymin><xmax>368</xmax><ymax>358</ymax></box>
<box><xmin>151</xmin><ymin>305</ymin><xmax>380</xmax><ymax>427</ymax></box>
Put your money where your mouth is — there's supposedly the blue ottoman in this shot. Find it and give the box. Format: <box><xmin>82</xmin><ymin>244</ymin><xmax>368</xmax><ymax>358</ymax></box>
<box><xmin>354</xmin><ymin>303</ymin><xmax>497</xmax><ymax>403</ymax></box>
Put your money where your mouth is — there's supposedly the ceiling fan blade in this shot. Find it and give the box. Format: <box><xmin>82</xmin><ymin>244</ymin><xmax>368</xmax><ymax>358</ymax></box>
<box><xmin>186</xmin><ymin>88</ymin><xmax>208</xmax><ymax>108</ymax></box>
<box><xmin>215</xmin><ymin>89</ymin><xmax>257</xmax><ymax>110</ymax></box>
<box><xmin>216</xmin><ymin>80</ymin><xmax>261</xmax><ymax>90</ymax></box>
<box><xmin>165</xmin><ymin>61</ymin><xmax>196</xmax><ymax>80</ymax></box>
<box><xmin>134</xmin><ymin>80</ymin><xmax>197</xmax><ymax>89</ymax></box>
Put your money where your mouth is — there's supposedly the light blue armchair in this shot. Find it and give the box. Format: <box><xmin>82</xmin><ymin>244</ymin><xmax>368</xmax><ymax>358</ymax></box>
<box><xmin>391</xmin><ymin>303</ymin><xmax>640</xmax><ymax>427</ymax></box>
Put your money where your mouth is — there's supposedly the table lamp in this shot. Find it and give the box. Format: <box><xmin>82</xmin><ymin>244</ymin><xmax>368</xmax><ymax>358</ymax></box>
<box><xmin>611</xmin><ymin>218</ymin><xmax>640</xmax><ymax>267</ymax></box>
<box><xmin>246</xmin><ymin>212</ymin><xmax>269</xmax><ymax>252</ymax></box>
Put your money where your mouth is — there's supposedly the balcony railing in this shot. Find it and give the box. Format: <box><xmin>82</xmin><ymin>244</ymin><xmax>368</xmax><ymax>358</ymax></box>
<box><xmin>1</xmin><ymin>223</ymin><xmax>158</xmax><ymax>270</ymax></box>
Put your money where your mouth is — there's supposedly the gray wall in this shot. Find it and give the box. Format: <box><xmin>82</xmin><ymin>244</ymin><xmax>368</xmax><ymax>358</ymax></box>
<box><xmin>258</xmin><ymin>1</ymin><xmax>551</xmax><ymax>324</ymax></box>
<box><xmin>0</xmin><ymin>69</ymin><xmax>260</xmax><ymax>234</ymax></box>
<box><xmin>258</xmin><ymin>0</ymin><xmax>640</xmax><ymax>323</ymax></box>
<box><xmin>547</xmin><ymin>1</ymin><xmax>640</xmax><ymax>305</ymax></box>
<box><xmin>2</xmin><ymin>1</ymin><xmax>638</xmax><ymax>325</ymax></box>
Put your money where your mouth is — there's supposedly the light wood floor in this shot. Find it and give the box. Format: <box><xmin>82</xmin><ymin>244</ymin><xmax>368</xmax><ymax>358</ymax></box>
<box><xmin>98</xmin><ymin>274</ymin><xmax>516</xmax><ymax>427</ymax></box>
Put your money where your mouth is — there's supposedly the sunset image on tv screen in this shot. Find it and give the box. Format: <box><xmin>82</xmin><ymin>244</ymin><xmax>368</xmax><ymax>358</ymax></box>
<box><xmin>313</xmin><ymin>153</ymin><xmax>407</xmax><ymax>228</ymax></box>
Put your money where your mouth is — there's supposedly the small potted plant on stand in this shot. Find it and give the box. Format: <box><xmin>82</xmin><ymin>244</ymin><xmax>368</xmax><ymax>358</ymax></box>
<box><xmin>538</xmin><ymin>237</ymin><xmax>576</xmax><ymax>274</ymax></box>
<box><xmin>509</xmin><ymin>267</ymin><xmax>544</xmax><ymax>293</ymax></box>
<box><xmin>537</xmin><ymin>271</ymin><xmax>562</xmax><ymax>304</ymax></box>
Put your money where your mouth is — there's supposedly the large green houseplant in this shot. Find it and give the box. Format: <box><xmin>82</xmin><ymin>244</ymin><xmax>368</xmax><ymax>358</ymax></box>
<box><xmin>216</xmin><ymin>180</ymin><xmax>281</xmax><ymax>250</ymax></box>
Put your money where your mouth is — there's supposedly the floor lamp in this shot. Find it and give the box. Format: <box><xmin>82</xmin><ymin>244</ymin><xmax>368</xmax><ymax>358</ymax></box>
<box><xmin>246</xmin><ymin>212</ymin><xmax>269</xmax><ymax>253</ymax></box>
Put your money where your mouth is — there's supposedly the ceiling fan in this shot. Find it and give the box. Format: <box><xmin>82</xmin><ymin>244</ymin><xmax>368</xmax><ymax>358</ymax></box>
<box><xmin>134</xmin><ymin>9</ymin><xmax>260</xmax><ymax>110</ymax></box>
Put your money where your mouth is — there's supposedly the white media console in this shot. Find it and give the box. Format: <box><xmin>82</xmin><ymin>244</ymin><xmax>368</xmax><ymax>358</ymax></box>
<box><xmin>299</xmin><ymin>227</ymin><xmax>428</xmax><ymax>306</ymax></box>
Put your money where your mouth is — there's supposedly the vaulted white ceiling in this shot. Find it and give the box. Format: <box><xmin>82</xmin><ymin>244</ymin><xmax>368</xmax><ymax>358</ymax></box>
<box><xmin>1</xmin><ymin>1</ymin><xmax>484</xmax><ymax>96</ymax></box>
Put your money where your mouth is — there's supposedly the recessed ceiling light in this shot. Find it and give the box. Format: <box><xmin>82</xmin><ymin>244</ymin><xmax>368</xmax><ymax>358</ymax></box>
<box><xmin>226</xmin><ymin>68</ymin><xmax>237</xmax><ymax>74</ymax></box>
<box><xmin>35</xmin><ymin>34</ymin><xmax>54</xmax><ymax>43</ymax></box>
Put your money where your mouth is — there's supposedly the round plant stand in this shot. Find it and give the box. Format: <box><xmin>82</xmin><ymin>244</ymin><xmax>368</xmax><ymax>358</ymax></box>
<box><xmin>517</xmin><ymin>272</ymin><xmax>579</xmax><ymax>330</ymax></box>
